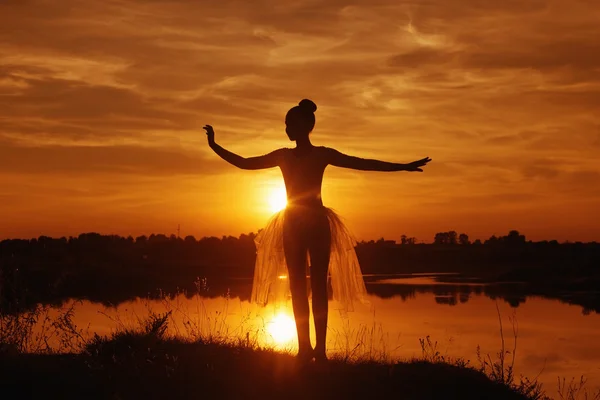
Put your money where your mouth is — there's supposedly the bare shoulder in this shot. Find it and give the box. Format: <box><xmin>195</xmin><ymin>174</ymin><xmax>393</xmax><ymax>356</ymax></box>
<box><xmin>317</xmin><ymin>146</ymin><xmax>341</xmax><ymax>158</ymax></box>
<box><xmin>317</xmin><ymin>146</ymin><xmax>338</xmax><ymax>155</ymax></box>
<box><xmin>268</xmin><ymin>147</ymin><xmax>290</xmax><ymax>156</ymax></box>
<box><xmin>315</xmin><ymin>146</ymin><xmax>342</xmax><ymax>166</ymax></box>
<box><xmin>272</xmin><ymin>147</ymin><xmax>292</xmax><ymax>162</ymax></box>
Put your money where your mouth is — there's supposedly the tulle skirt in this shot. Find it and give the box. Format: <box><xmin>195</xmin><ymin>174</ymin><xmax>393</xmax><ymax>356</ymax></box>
<box><xmin>251</xmin><ymin>207</ymin><xmax>368</xmax><ymax>312</ymax></box>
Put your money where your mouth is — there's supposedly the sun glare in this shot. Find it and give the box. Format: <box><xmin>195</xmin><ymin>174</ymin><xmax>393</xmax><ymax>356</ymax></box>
<box><xmin>267</xmin><ymin>186</ymin><xmax>287</xmax><ymax>213</ymax></box>
<box><xmin>267</xmin><ymin>312</ymin><xmax>296</xmax><ymax>344</ymax></box>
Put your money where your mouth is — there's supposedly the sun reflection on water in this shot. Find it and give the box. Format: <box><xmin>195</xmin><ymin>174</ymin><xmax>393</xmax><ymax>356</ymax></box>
<box><xmin>267</xmin><ymin>312</ymin><xmax>296</xmax><ymax>345</ymax></box>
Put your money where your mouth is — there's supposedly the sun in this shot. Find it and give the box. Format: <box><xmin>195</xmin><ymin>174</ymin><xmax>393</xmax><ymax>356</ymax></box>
<box><xmin>267</xmin><ymin>312</ymin><xmax>296</xmax><ymax>344</ymax></box>
<box><xmin>267</xmin><ymin>186</ymin><xmax>287</xmax><ymax>213</ymax></box>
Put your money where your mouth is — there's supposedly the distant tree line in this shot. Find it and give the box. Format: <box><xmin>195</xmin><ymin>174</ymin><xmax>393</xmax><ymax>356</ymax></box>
<box><xmin>430</xmin><ymin>230</ymin><xmax>529</xmax><ymax>246</ymax></box>
<box><xmin>1</xmin><ymin>230</ymin><xmax>598</xmax><ymax>313</ymax></box>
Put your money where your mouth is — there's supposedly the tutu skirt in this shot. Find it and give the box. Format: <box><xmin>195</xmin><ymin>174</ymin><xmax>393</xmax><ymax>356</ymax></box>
<box><xmin>251</xmin><ymin>207</ymin><xmax>368</xmax><ymax>312</ymax></box>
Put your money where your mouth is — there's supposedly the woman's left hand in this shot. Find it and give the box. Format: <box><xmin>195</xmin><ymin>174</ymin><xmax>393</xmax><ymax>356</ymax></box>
<box><xmin>405</xmin><ymin>157</ymin><xmax>432</xmax><ymax>172</ymax></box>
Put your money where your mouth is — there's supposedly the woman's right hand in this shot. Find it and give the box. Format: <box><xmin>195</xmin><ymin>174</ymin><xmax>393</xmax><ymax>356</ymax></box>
<box><xmin>203</xmin><ymin>125</ymin><xmax>215</xmax><ymax>145</ymax></box>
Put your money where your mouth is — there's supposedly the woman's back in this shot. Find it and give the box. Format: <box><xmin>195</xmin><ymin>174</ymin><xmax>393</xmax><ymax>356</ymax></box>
<box><xmin>279</xmin><ymin>146</ymin><xmax>330</xmax><ymax>208</ymax></box>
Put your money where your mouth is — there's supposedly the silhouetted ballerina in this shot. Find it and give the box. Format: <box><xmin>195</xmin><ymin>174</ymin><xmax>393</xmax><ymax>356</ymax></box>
<box><xmin>204</xmin><ymin>99</ymin><xmax>431</xmax><ymax>362</ymax></box>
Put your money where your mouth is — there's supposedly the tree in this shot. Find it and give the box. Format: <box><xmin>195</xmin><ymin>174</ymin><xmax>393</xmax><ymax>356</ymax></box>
<box><xmin>184</xmin><ymin>235</ymin><xmax>197</xmax><ymax>243</ymax></box>
<box><xmin>448</xmin><ymin>231</ymin><xmax>458</xmax><ymax>245</ymax></box>
<box><xmin>504</xmin><ymin>230</ymin><xmax>526</xmax><ymax>246</ymax></box>
<box><xmin>459</xmin><ymin>233</ymin><xmax>470</xmax><ymax>245</ymax></box>
<box><xmin>136</xmin><ymin>235</ymin><xmax>148</xmax><ymax>244</ymax></box>
<box><xmin>434</xmin><ymin>232</ymin><xmax>448</xmax><ymax>245</ymax></box>
<box><xmin>434</xmin><ymin>231</ymin><xmax>458</xmax><ymax>245</ymax></box>
<box><xmin>485</xmin><ymin>235</ymin><xmax>500</xmax><ymax>245</ymax></box>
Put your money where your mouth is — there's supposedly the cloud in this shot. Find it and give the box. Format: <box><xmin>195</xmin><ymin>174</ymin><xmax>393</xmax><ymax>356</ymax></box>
<box><xmin>1</xmin><ymin>0</ymin><xmax>599</xmax><ymax>239</ymax></box>
<box><xmin>0</xmin><ymin>141</ymin><xmax>223</xmax><ymax>176</ymax></box>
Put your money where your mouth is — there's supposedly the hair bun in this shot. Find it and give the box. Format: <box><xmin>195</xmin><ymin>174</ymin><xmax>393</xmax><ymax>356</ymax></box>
<box><xmin>298</xmin><ymin>99</ymin><xmax>317</xmax><ymax>113</ymax></box>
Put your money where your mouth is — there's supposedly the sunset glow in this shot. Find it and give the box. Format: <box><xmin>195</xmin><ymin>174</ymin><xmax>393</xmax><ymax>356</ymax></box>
<box><xmin>267</xmin><ymin>186</ymin><xmax>287</xmax><ymax>213</ymax></box>
<box><xmin>1</xmin><ymin>0</ymin><xmax>599</xmax><ymax>242</ymax></box>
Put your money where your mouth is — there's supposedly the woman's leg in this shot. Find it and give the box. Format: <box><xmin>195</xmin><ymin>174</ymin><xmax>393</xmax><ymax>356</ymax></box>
<box><xmin>283</xmin><ymin>220</ymin><xmax>312</xmax><ymax>357</ymax></box>
<box><xmin>308</xmin><ymin>214</ymin><xmax>331</xmax><ymax>361</ymax></box>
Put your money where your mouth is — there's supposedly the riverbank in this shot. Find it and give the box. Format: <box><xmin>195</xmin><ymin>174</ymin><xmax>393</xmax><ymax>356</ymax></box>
<box><xmin>0</xmin><ymin>312</ymin><xmax>544</xmax><ymax>400</ymax></box>
<box><xmin>1</xmin><ymin>342</ymin><xmax>536</xmax><ymax>400</ymax></box>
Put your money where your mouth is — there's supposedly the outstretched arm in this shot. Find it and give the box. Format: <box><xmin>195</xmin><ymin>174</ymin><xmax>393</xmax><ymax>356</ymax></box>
<box><xmin>204</xmin><ymin>125</ymin><xmax>281</xmax><ymax>170</ymax></box>
<box><xmin>327</xmin><ymin>148</ymin><xmax>431</xmax><ymax>172</ymax></box>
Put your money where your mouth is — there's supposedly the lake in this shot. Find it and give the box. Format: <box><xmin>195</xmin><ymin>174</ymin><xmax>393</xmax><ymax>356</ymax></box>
<box><xmin>47</xmin><ymin>274</ymin><xmax>600</xmax><ymax>398</ymax></box>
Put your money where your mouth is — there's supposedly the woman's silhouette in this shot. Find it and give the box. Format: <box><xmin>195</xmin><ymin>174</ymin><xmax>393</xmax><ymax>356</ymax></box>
<box><xmin>204</xmin><ymin>99</ymin><xmax>431</xmax><ymax>362</ymax></box>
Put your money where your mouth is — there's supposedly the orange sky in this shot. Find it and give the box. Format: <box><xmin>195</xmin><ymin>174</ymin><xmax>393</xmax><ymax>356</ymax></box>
<box><xmin>1</xmin><ymin>0</ymin><xmax>599</xmax><ymax>242</ymax></box>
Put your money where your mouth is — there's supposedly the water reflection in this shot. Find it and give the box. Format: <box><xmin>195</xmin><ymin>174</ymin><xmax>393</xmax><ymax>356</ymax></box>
<box><xmin>32</xmin><ymin>275</ymin><xmax>600</xmax><ymax>398</ymax></box>
<box><xmin>364</xmin><ymin>275</ymin><xmax>600</xmax><ymax>314</ymax></box>
<box><xmin>365</xmin><ymin>277</ymin><xmax>528</xmax><ymax>309</ymax></box>
<box><xmin>158</xmin><ymin>274</ymin><xmax>600</xmax><ymax>316</ymax></box>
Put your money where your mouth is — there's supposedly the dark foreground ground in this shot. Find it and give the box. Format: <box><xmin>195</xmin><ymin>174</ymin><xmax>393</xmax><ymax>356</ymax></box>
<box><xmin>0</xmin><ymin>338</ymin><xmax>535</xmax><ymax>400</ymax></box>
